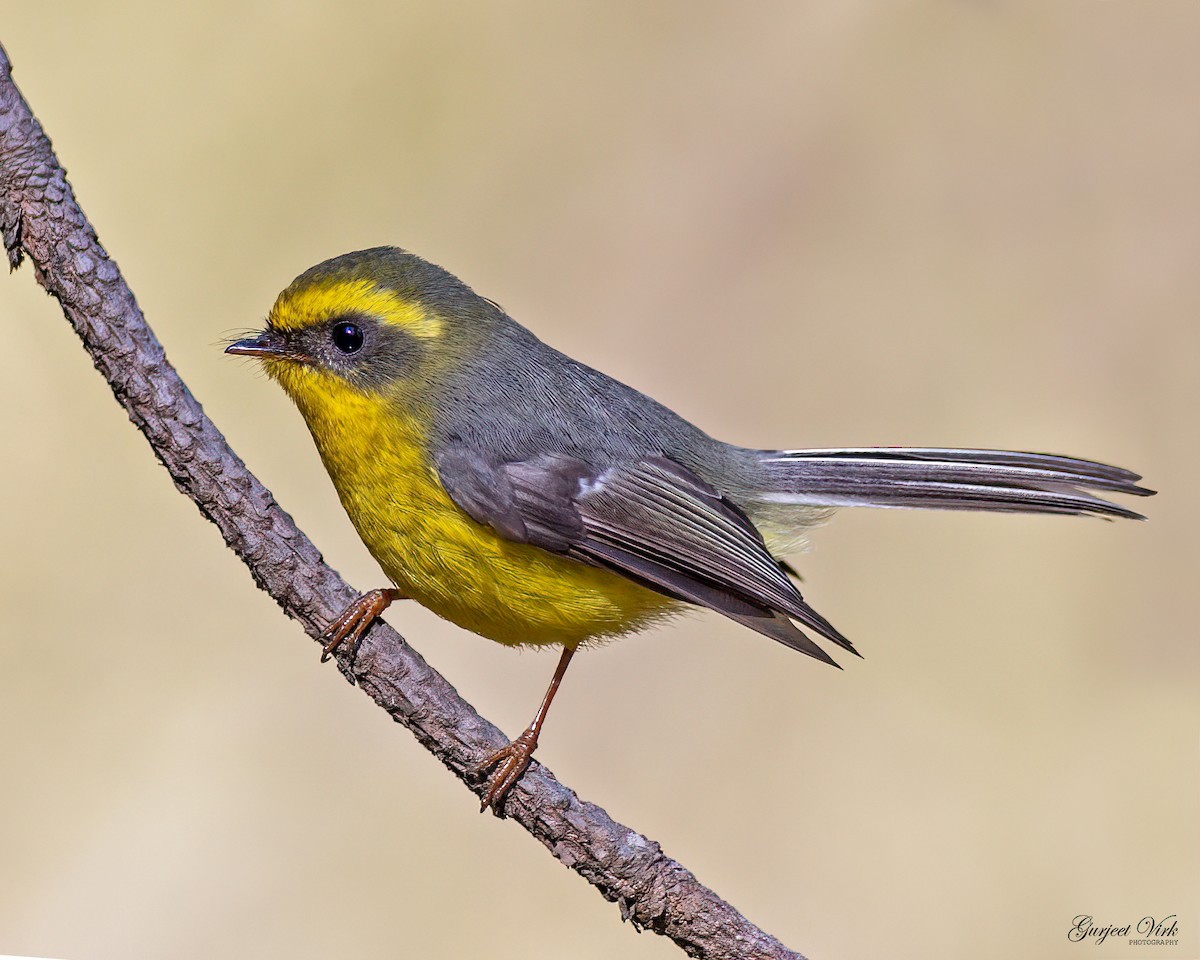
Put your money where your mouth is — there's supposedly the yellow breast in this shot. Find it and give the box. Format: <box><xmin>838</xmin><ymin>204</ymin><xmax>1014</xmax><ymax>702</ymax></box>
<box><xmin>294</xmin><ymin>385</ymin><xmax>679</xmax><ymax>648</ymax></box>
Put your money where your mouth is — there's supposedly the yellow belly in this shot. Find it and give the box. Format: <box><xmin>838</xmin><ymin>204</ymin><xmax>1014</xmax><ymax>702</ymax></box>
<box><xmin>306</xmin><ymin>397</ymin><xmax>679</xmax><ymax>647</ymax></box>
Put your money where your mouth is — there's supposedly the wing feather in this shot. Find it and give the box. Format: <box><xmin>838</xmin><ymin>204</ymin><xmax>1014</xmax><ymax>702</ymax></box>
<box><xmin>436</xmin><ymin>449</ymin><xmax>853</xmax><ymax>665</ymax></box>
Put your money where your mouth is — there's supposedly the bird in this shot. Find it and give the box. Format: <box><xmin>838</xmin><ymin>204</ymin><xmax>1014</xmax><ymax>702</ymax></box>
<box><xmin>226</xmin><ymin>246</ymin><xmax>1153</xmax><ymax>811</ymax></box>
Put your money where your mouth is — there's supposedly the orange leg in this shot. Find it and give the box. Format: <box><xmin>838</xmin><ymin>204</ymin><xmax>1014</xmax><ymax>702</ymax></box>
<box><xmin>319</xmin><ymin>588</ymin><xmax>406</xmax><ymax>662</ymax></box>
<box><xmin>477</xmin><ymin>645</ymin><xmax>576</xmax><ymax>812</ymax></box>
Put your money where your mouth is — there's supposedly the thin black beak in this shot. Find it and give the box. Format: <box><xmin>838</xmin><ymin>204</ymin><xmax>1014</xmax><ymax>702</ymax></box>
<box><xmin>225</xmin><ymin>330</ymin><xmax>288</xmax><ymax>358</ymax></box>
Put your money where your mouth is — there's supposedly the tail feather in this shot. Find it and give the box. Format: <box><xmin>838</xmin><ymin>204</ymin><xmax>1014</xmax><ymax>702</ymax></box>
<box><xmin>753</xmin><ymin>447</ymin><xmax>1153</xmax><ymax>520</ymax></box>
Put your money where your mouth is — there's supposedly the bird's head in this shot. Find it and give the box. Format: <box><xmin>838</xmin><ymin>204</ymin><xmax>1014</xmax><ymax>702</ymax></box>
<box><xmin>227</xmin><ymin>246</ymin><xmax>498</xmax><ymax>419</ymax></box>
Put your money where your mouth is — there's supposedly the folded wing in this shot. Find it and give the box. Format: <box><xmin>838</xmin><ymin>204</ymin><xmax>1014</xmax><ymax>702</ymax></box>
<box><xmin>437</xmin><ymin>449</ymin><xmax>854</xmax><ymax>666</ymax></box>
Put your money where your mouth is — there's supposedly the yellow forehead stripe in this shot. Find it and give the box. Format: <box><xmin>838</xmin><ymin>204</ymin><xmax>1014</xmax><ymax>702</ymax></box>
<box><xmin>270</xmin><ymin>279</ymin><xmax>444</xmax><ymax>339</ymax></box>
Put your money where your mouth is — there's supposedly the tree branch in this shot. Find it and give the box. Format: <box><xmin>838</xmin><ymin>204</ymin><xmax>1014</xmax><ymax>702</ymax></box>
<box><xmin>0</xmin><ymin>42</ymin><xmax>805</xmax><ymax>960</ymax></box>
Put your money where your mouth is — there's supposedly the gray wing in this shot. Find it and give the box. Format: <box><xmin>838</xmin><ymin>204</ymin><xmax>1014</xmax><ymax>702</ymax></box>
<box><xmin>436</xmin><ymin>448</ymin><xmax>857</xmax><ymax>666</ymax></box>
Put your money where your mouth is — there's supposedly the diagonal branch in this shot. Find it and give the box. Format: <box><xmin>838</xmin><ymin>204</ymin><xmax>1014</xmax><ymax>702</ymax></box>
<box><xmin>0</xmin><ymin>42</ymin><xmax>807</xmax><ymax>960</ymax></box>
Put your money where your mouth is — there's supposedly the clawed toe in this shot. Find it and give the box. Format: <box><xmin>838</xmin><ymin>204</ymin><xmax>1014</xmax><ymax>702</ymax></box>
<box><xmin>477</xmin><ymin>729</ymin><xmax>539</xmax><ymax>812</ymax></box>
<box><xmin>319</xmin><ymin>588</ymin><xmax>404</xmax><ymax>662</ymax></box>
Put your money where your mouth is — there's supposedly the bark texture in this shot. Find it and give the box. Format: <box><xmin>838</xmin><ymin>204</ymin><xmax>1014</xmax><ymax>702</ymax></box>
<box><xmin>0</xmin><ymin>42</ymin><xmax>806</xmax><ymax>960</ymax></box>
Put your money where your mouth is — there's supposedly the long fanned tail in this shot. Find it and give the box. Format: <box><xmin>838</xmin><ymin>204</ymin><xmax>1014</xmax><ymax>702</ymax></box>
<box><xmin>753</xmin><ymin>447</ymin><xmax>1154</xmax><ymax>520</ymax></box>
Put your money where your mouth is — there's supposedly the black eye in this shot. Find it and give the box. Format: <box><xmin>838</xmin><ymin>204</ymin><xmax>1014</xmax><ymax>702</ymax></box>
<box><xmin>331</xmin><ymin>321</ymin><xmax>364</xmax><ymax>354</ymax></box>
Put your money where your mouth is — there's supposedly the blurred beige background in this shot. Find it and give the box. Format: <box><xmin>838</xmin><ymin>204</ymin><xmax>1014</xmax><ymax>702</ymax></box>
<box><xmin>1</xmin><ymin>4</ymin><xmax>1195</xmax><ymax>960</ymax></box>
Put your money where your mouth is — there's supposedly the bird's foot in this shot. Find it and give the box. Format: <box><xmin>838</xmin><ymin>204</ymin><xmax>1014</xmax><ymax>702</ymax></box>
<box><xmin>319</xmin><ymin>588</ymin><xmax>404</xmax><ymax>662</ymax></box>
<box><xmin>477</xmin><ymin>728</ymin><xmax>539</xmax><ymax>813</ymax></box>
